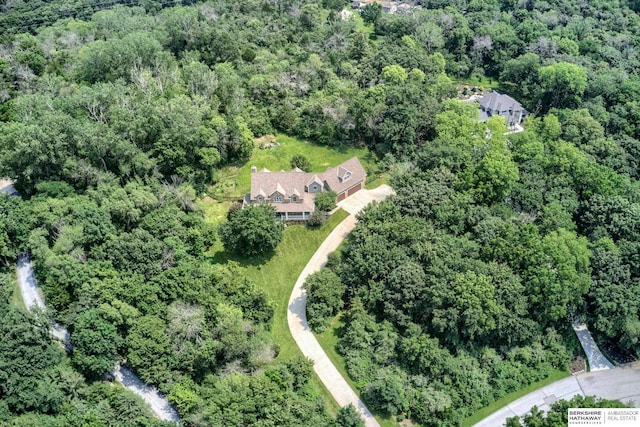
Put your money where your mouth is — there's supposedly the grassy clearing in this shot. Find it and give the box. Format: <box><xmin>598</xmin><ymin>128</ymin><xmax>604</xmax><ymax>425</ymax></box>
<box><xmin>461</xmin><ymin>369</ymin><xmax>570</xmax><ymax>427</ymax></box>
<box><xmin>208</xmin><ymin>134</ymin><xmax>379</xmax><ymax>200</ymax></box>
<box><xmin>9</xmin><ymin>271</ymin><xmax>25</xmax><ymax>310</ymax></box>
<box><xmin>207</xmin><ymin>210</ymin><xmax>350</xmax><ymax>415</ymax></box>
<box><xmin>201</xmin><ymin>135</ymin><xmax>387</xmax><ymax>416</ymax></box>
<box><xmin>352</xmin><ymin>12</ymin><xmax>375</xmax><ymax>38</ymax></box>
<box><xmin>454</xmin><ymin>74</ymin><xmax>496</xmax><ymax>91</ymax></box>
<box><xmin>197</xmin><ymin>196</ymin><xmax>232</xmax><ymax>226</ymax></box>
<box><xmin>209</xmin><ymin>209</ymin><xmax>349</xmax><ymax>360</ymax></box>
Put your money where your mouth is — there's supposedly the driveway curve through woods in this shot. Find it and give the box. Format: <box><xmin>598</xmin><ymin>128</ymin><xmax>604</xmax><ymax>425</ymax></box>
<box><xmin>288</xmin><ymin>185</ymin><xmax>394</xmax><ymax>427</ymax></box>
<box><xmin>16</xmin><ymin>253</ymin><xmax>180</xmax><ymax>423</ymax></box>
<box><xmin>6</xmin><ymin>177</ymin><xmax>180</xmax><ymax>423</ymax></box>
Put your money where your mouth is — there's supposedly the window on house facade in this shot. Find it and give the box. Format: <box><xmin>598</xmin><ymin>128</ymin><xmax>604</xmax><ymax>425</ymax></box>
<box><xmin>273</xmin><ymin>195</ymin><xmax>282</xmax><ymax>202</ymax></box>
<box><xmin>291</xmin><ymin>195</ymin><xmax>297</xmax><ymax>202</ymax></box>
<box><xmin>257</xmin><ymin>196</ymin><xmax>264</xmax><ymax>203</ymax></box>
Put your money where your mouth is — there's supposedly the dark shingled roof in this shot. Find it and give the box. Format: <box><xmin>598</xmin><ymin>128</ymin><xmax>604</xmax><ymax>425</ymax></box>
<box><xmin>479</xmin><ymin>91</ymin><xmax>524</xmax><ymax>113</ymax></box>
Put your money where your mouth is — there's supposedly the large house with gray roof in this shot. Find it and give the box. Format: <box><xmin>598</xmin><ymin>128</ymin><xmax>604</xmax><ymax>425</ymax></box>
<box><xmin>478</xmin><ymin>91</ymin><xmax>527</xmax><ymax>128</ymax></box>
<box><xmin>244</xmin><ymin>157</ymin><xmax>367</xmax><ymax>221</ymax></box>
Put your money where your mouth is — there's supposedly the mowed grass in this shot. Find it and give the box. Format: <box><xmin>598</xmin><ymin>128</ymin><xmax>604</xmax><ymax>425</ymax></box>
<box><xmin>209</xmin><ymin>209</ymin><xmax>349</xmax><ymax>360</ymax></box>
<box><xmin>207</xmin><ymin>210</ymin><xmax>350</xmax><ymax>415</ymax></box>
<box><xmin>209</xmin><ymin>134</ymin><xmax>379</xmax><ymax>200</ymax></box>
<box><xmin>461</xmin><ymin>368</ymin><xmax>570</xmax><ymax>427</ymax></box>
<box><xmin>10</xmin><ymin>271</ymin><xmax>25</xmax><ymax>310</ymax></box>
<box><xmin>202</xmin><ymin>135</ymin><xmax>385</xmax><ymax>415</ymax></box>
<box><xmin>197</xmin><ymin>196</ymin><xmax>232</xmax><ymax>225</ymax></box>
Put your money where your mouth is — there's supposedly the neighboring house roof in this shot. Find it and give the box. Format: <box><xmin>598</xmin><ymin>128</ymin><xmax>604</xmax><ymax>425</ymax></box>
<box><xmin>479</xmin><ymin>91</ymin><xmax>524</xmax><ymax>113</ymax></box>
<box><xmin>478</xmin><ymin>91</ymin><xmax>528</xmax><ymax>124</ymax></box>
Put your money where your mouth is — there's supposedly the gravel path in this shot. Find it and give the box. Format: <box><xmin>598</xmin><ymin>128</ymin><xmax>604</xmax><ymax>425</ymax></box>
<box><xmin>113</xmin><ymin>365</ymin><xmax>181</xmax><ymax>423</ymax></box>
<box><xmin>17</xmin><ymin>253</ymin><xmax>46</xmax><ymax>310</ymax></box>
<box><xmin>474</xmin><ymin>363</ymin><xmax>640</xmax><ymax>426</ymax></box>
<box><xmin>0</xmin><ymin>179</ymin><xmax>18</xmax><ymax>195</ymax></box>
<box><xmin>288</xmin><ymin>185</ymin><xmax>394</xmax><ymax>427</ymax></box>
<box><xmin>16</xmin><ymin>252</ymin><xmax>179</xmax><ymax>423</ymax></box>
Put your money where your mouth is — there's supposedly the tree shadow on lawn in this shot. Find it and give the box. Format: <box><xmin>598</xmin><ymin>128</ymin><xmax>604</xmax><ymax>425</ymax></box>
<box><xmin>209</xmin><ymin>246</ymin><xmax>274</xmax><ymax>268</ymax></box>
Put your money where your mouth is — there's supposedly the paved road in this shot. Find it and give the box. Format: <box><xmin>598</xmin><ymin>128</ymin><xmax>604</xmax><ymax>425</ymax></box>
<box><xmin>572</xmin><ymin>322</ymin><xmax>615</xmax><ymax>371</ymax></box>
<box><xmin>16</xmin><ymin>253</ymin><xmax>179</xmax><ymax>423</ymax></box>
<box><xmin>474</xmin><ymin>364</ymin><xmax>640</xmax><ymax>426</ymax></box>
<box><xmin>288</xmin><ymin>185</ymin><xmax>394</xmax><ymax>427</ymax></box>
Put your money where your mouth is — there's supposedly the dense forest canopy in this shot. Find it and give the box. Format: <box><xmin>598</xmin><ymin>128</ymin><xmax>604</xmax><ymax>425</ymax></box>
<box><xmin>0</xmin><ymin>0</ymin><xmax>639</xmax><ymax>425</ymax></box>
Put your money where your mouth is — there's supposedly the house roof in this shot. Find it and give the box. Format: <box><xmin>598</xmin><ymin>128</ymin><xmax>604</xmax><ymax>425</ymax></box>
<box><xmin>323</xmin><ymin>157</ymin><xmax>367</xmax><ymax>194</ymax></box>
<box><xmin>307</xmin><ymin>174</ymin><xmax>323</xmax><ymax>188</ymax></box>
<box><xmin>249</xmin><ymin>157</ymin><xmax>367</xmax><ymax>214</ymax></box>
<box><xmin>251</xmin><ymin>169</ymin><xmax>308</xmax><ymax>200</ymax></box>
<box><xmin>479</xmin><ymin>91</ymin><xmax>523</xmax><ymax>112</ymax></box>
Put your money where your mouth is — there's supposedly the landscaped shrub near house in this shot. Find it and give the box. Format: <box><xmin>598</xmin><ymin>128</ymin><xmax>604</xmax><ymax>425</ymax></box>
<box><xmin>314</xmin><ymin>191</ymin><xmax>337</xmax><ymax>212</ymax></box>
<box><xmin>306</xmin><ymin>210</ymin><xmax>325</xmax><ymax>228</ymax></box>
<box><xmin>290</xmin><ymin>154</ymin><xmax>311</xmax><ymax>172</ymax></box>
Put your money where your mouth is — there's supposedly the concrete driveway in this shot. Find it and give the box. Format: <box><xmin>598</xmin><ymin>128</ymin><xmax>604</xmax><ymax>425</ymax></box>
<box><xmin>288</xmin><ymin>185</ymin><xmax>394</xmax><ymax>427</ymax></box>
<box><xmin>338</xmin><ymin>184</ymin><xmax>395</xmax><ymax>215</ymax></box>
<box><xmin>572</xmin><ymin>322</ymin><xmax>614</xmax><ymax>371</ymax></box>
<box><xmin>474</xmin><ymin>364</ymin><xmax>640</xmax><ymax>426</ymax></box>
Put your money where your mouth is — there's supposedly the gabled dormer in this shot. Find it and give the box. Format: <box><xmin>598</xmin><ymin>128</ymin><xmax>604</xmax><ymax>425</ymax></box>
<box><xmin>337</xmin><ymin>166</ymin><xmax>352</xmax><ymax>183</ymax></box>
<box><xmin>255</xmin><ymin>188</ymin><xmax>266</xmax><ymax>203</ymax></box>
<box><xmin>290</xmin><ymin>188</ymin><xmax>301</xmax><ymax>203</ymax></box>
<box><xmin>270</xmin><ymin>182</ymin><xmax>286</xmax><ymax>202</ymax></box>
<box><xmin>305</xmin><ymin>175</ymin><xmax>323</xmax><ymax>193</ymax></box>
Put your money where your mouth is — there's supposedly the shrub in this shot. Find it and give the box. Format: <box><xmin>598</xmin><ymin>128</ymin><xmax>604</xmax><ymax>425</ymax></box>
<box><xmin>304</xmin><ymin>269</ymin><xmax>345</xmax><ymax>332</ymax></box>
<box><xmin>314</xmin><ymin>190</ymin><xmax>337</xmax><ymax>212</ymax></box>
<box><xmin>306</xmin><ymin>210</ymin><xmax>325</xmax><ymax>228</ymax></box>
<box><xmin>290</xmin><ymin>154</ymin><xmax>311</xmax><ymax>172</ymax></box>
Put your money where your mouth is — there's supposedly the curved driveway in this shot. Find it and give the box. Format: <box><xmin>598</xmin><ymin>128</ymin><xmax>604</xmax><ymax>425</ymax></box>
<box><xmin>288</xmin><ymin>185</ymin><xmax>394</xmax><ymax>427</ymax></box>
<box><xmin>16</xmin><ymin>252</ymin><xmax>179</xmax><ymax>422</ymax></box>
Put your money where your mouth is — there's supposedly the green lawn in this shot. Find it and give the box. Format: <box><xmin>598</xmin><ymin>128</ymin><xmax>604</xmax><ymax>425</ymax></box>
<box><xmin>197</xmin><ymin>196</ymin><xmax>232</xmax><ymax>226</ymax></box>
<box><xmin>10</xmin><ymin>271</ymin><xmax>25</xmax><ymax>310</ymax></box>
<box><xmin>352</xmin><ymin>12</ymin><xmax>375</xmax><ymax>38</ymax></box>
<box><xmin>201</xmin><ymin>135</ymin><xmax>388</xmax><ymax>416</ymax></box>
<box><xmin>207</xmin><ymin>210</ymin><xmax>350</xmax><ymax>415</ymax></box>
<box><xmin>461</xmin><ymin>369</ymin><xmax>570</xmax><ymax>427</ymax></box>
<box><xmin>208</xmin><ymin>134</ymin><xmax>379</xmax><ymax>200</ymax></box>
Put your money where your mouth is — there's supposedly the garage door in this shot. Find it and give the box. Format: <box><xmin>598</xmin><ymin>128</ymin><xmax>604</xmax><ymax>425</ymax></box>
<box><xmin>347</xmin><ymin>182</ymin><xmax>362</xmax><ymax>196</ymax></box>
